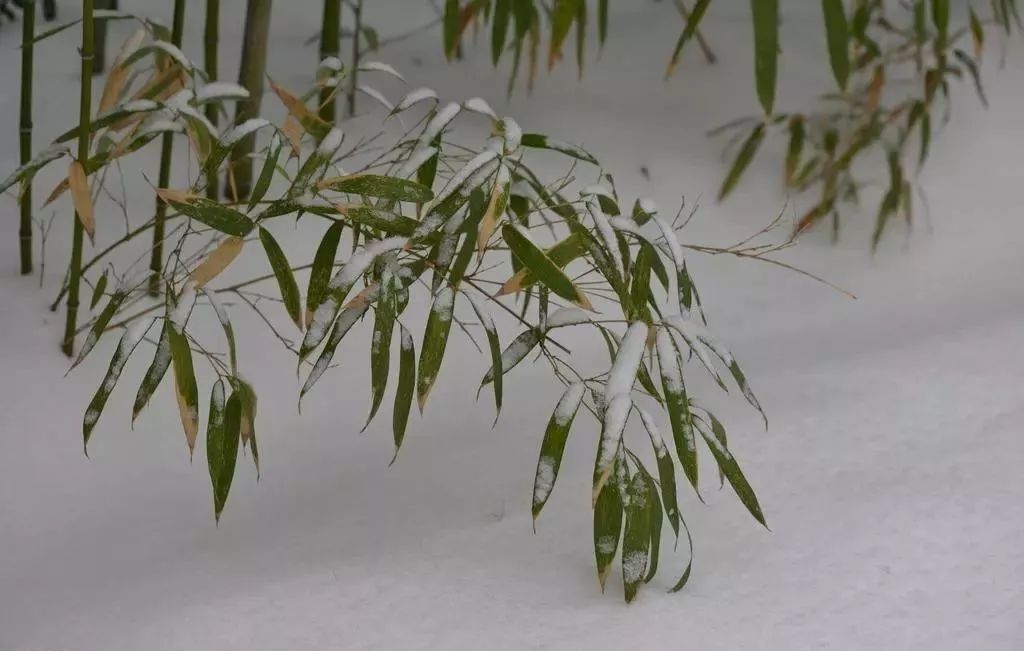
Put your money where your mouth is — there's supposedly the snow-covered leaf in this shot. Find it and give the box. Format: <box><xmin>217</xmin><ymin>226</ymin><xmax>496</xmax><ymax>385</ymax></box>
<box><xmin>82</xmin><ymin>318</ymin><xmax>154</xmax><ymax>451</ymax></box>
<box><xmin>500</xmin><ymin>225</ymin><xmax>592</xmax><ymax>309</ymax></box>
<box><xmin>320</xmin><ymin>174</ymin><xmax>433</xmax><ymax>203</ymax></box>
<box><xmin>391</xmin><ymin>324</ymin><xmax>416</xmax><ymax>463</ymax></box>
<box><xmin>532</xmin><ymin>382</ymin><xmax>586</xmax><ymax>519</ymax></box>
<box><xmin>417</xmin><ymin>287</ymin><xmax>456</xmax><ymax>411</ymax></box>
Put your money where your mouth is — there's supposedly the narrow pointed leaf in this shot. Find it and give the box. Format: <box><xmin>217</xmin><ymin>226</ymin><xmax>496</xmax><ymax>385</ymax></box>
<box><xmin>321</xmin><ymin>174</ymin><xmax>434</xmax><ymax>203</ymax></box>
<box><xmin>207</xmin><ymin>384</ymin><xmax>241</xmax><ymax>522</ymax></box>
<box><xmin>69</xmin><ymin>160</ymin><xmax>95</xmax><ymax>242</ymax></box>
<box><xmin>83</xmin><ymin>318</ymin><xmax>154</xmax><ymax>450</ymax></box>
<box><xmin>751</xmin><ymin>0</ymin><xmax>779</xmax><ymax>114</ymax></box>
<box><xmin>532</xmin><ymin>382</ymin><xmax>586</xmax><ymax>519</ymax></box>
<box><xmin>71</xmin><ymin>291</ymin><xmax>127</xmax><ymax>371</ymax></box>
<box><xmin>306</xmin><ymin>221</ymin><xmax>344</xmax><ymax>326</ymax></box>
<box><xmin>697</xmin><ymin>417</ymin><xmax>766</xmax><ymax>526</ymax></box>
<box><xmin>158</xmin><ymin>191</ymin><xmax>255</xmax><ymax>236</ymax></box>
<box><xmin>594</xmin><ymin>464</ymin><xmax>623</xmax><ymax>590</ymax></box>
<box><xmin>480</xmin><ymin>327</ymin><xmax>540</xmax><ymax>386</ymax></box>
<box><xmin>365</xmin><ymin>289</ymin><xmax>396</xmax><ymax>428</ymax></box>
<box><xmin>501</xmin><ymin>224</ymin><xmax>592</xmax><ymax>309</ymax></box>
<box><xmin>656</xmin><ymin>328</ymin><xmax>698</xmax><ymax>494</ymax></box>
<box><xmin>168</xmin><ymin>324</ymin><xmax>200</xmax><ymax>455</ymax></box>
<box><xmin>258</xmin><ymin>227</ymin><xmax>303</xmax><ymax>330</ymax></box>
<box><xmin>467</xmin><ymin>295</ymin><xmax>503</xmax><ymax>419</ymax></box>
<box><xmin>822</xmin><ymin>0</ymin><xmax>850</xmax><ymax>90</ymax></box>
<box><xmin>417</xmin><ymin>287</ymin><xmax>456</xmax><ymax>410</ymax></box>
<box><xmin>190</xmin><ymin>237</ymin><xmax>245</xmax><ymax>288</ymax></box>
<box><xmin>719</xmin><ymin>123</ymin><xmax>765</xmax><ymax>200</ymax></box>
<box><xmin>392</xmin><ymin>324</ymin><xmax>416</xmax><ymax>462</ymax></box>
<box><xmin>133</xmin><ymin>323</ymin><xmax>172</xmax><ymax>422</ymax></box>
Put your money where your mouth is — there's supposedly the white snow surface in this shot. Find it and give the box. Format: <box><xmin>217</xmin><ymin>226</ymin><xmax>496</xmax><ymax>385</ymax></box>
<box><xmin>2</xmin><ymin>2</ymin><xmax>1024</xmax><ymax>650</ymax></box>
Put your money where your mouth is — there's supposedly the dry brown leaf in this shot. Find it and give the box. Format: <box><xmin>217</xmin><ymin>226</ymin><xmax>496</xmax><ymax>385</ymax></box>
<box><xmin>68</xmin><ymin>160</ymin><xmax>95</xmax><ymax>243</ymax></box>
<box><xmin>282</xmin><ymin>115</ymin><xmax>303</xmax><ymax>159</ymax></box>
<box><xmin>269</xmin><ymin>78</ymin><xmax>328</xmax><ymax>137</ymax></box>
<box><xmin>44</xmin><ymin>177</ymin><xmax>70</xmax><ymax>207</ymax></box>
<box><xmin>477</xmin><ymin>180</ymin><xmax>505</xmax><ymax>258</ymax></box>
<box><xmin>174</xmin><ymin>382</ymin><xmax>199</xmax><ymax>455</ymax></box>
<box><xmin>866</xmin><ymin>66</ymin><xmax>885</xmax><ymax>112</ymax></box>
<box><xmin>156</xmin><ymin>187</ymin><xmax>198</xmax><ymax>204</ymax></box>
<box><xmin>190</xmin><ymin>237</ymin><xmax>245</xmax><ymax>288</ymax></box>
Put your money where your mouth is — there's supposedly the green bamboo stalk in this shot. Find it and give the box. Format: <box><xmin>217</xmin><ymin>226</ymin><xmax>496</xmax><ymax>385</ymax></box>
<box><xmin>319</xmin><ymin>0</ymin><xmax>341</xmax><ymax>123</ymax></box>
<box><xmin>346</xmin><ymin>0</ymin><xmax>362</xmax><ymax>117</ymax></box>
<box><xmin>93</xmin><ymin>0</ymin><xmax>114</xmax><ymax>74</ymax></box>
<box><xmin>63</xmin><ymin>0</ymin><xmax>95</xmax><ymax>357</ymax></box>
<box><xmin>228</xmin><ymin>0</ymin><xmax>273</xmax><ymax>201</ymax></box>
<box><xmin>205</xmin><ymin>0</ymin><xmax>221</xmax><ymax>200</ymax></box>
<box><xmin>147</xmin><ymin>0</ymin><xmax>186</xmax><ymax>296</ymax></box>
<box><xmin>19</xmin><ymin>0</ymin><xmax>36</xmax><ymax>276</ymax></box>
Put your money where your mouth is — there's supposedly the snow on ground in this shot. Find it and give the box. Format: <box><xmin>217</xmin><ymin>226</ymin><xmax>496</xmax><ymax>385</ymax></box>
<box><xmin>2</xmin><ymin>1</ymin><xmax>1023</xmax><ymax>649</ymax></box>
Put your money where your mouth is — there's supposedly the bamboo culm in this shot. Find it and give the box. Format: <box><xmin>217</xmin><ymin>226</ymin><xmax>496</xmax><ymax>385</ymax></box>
<box><xmin>319</xmin><ymin>0</ymin><xmax>341</xmax><ymax>124</ymax></box>
<box><xmin>228</xmin><ymin>0</ymin><xmax>273</xmax><ymax>201</ymax></box>
<box><xmin>205</xmin><ymin>0</ymin><xmax>221</xmax><ymax>200</ymax></box>
<box><xmin>93</xmin><ymin>0</ymin><xmax>115</xmax><ymax>74</ymax></box>
<box><xmin>63</xmin><ymin>0</ymin><xmax>94</xmax><ymax>356</ymax></box>
<box><xmin>19</xmin><ymin>0</ymin><xmax>36</xmax><ymax>276</ymax></box>
<box><xmin>347</xmin><ymin>0</ymin><xmax>362</xmax><ymax>117</ymax></box>
<box><xmin>147</xmin><ymin>0</ymin><xmax>186</xmax><ymax>296</ymax></box>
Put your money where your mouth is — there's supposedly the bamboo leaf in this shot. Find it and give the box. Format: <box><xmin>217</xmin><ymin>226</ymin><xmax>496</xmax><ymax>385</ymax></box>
<box><xmin>332</xmin><ymin>204</ymin><xmax>420</xmax><ymax>237</ymax></box>
<box><xmin>301</xmin><ymin>302</ymin><xmax>370</xmax><ymax>401</ymax></box>
<box><xmin>248</xmin><ymin>136</ymin><xmax>282</xmax><ymax>210</ymax></box>
<box><xmin>501</xmin><ymin>224</ymin><xmax>592</xmax><ymax>309</ymax></box>
<box><xmin>666</xmin><ymin>0</ymin><xmax>712</xmax><ymax>77</ymax></box>
<box><xmin>0</xmin><ymin>146</ymin><xmax>69</xmax><ymax>195</ymax></box>
<box><xmin>392</xmin><ymin>324</ymin><xmax>416</xmax><ymax>463</ymax></box>
<box><xmin>306</xmin><ymin>221</ymin><xmax>345</xmax><ymax>327</ymax></box>
<box><xmin>444</xmin><ymin>0</ymin><xmax>460</xmax><ymax>59</ymax></box>
<box><xmin>258</xmin><ymin>227</ymin><xmax>303</xmax><ymax>330</ymax></box>
<box><xmin>365</xmin><ymin>285</ymin><xmax>397</xmax><ymax>429</ymax></box>
<box><xmin>622</xmin><ymin>470</ymin><xmax>651</xmax><ymax>602</ymax></box>
<box><xmin>157</xmin><ymin>190</ymin><xmax>255</xmax><ymax>236</ymax></box>
<box><xmin>269</xmin><ymin>77</ymin><xmax>331</xmax><ymax>141</ymax></box>
<box><xmin>477</xmin><ymin>164</ymin><xmax>511</xmax><ymax>257</ymax></box>
<box><xmin>90</xmin><ymin>271</ymin><xmax>109</xmax><ymax>310</ymax></box>
<box><xmin>71</xmin><ymin>290</ymin><xmax>127</xmax><ymax>371</ymax></box>
<box><xmin>480</xmin><ymin>327</ymin><xmax>540</xmax><ymax>386</ymax></box>
<box><xmin>204</xmin><ymin>289</ymin><xmax>237</xmax><ymax>375</ymax></box>
<box><xmin>82</xmin><ymin>318</ymin><xmax>154</xmax><ymax>451</ymax></box>
<box><xmin>320</xmin><ymin>174</ymin><xmax>434</xmax><ymax>203</ymax></box>
<box><xmin>718</xmin><ymin>123</ymin><xmax>764</xmax><ymax>200</ymax></box>
<box><xmin>492</xmin><ymin>0</ymin><xmax>512</xmax><ymax>64</ymax></box>
<box><xmin>417</xmin><ymin>287</ymin><xmax>456</xmax><ymax>410</ymax></box>
<box><xmin>168</xmin><ymin>323</ymin><xmax>200</xmax><ymax>456</ymax></box>
<box><xmin>69</xmin><ymin>160</ymin><xmax>95</xmax><ymax>243</ymax></box>
<box><xmin>637</xmin><ymin>406</ymin><xmax>680</xmax><ymax>537</ymax></box>
<box><xmin>656</xmin><ymin>328</ymin><xmax>698</xmax><ymax>494</ymax></box>
<box><xmin>750</xmin><ymin>0</ymin><xmax>779</xmax><ymax>114</ymax></box>
<box><xmin>549</xmin><ymin>0</ymin><xmax>580</xmax><ymax>69</ymax></box>
<box><xmin>822</xmin><ymin>0</ymin><xmax>850</xmax><ymax>90</ymax></box>
<box><xmin>190</xmin><ymin>236</ymin><xmax>245</xmax><ymax>288</ymax></box>
<box><xmin>532</xmin><ymin>382</ymin><xmax>586</xmax><ymax>520</ymax></box>
<box><xmin>593</xmin><ymin>394</ymin><xmax>632</xmax><ymax>505</ymax></box>
<box><xmin>696</xmin><ymin>416</ymin><xmax>766</xmax><ymax>527</ymax></box>
<box><xmin>519</xmin><ymin>133</ymin><xmax>598</xmax><ymax>164</ymax></box>
<box><xmin>593</xmin><ymin>462</ymin><xmax>623</xmax><ymax>590</ymax></box>
<box><xmin>132</xmin><ymin>323</ymin><xmax>172</xmax><ymax>422</ymax></box>
<box><xmin>785</xmin><ymin>115</ymin><xmax>805</xmax><ymax>185</ymax></box>
<box><xmin>466</xmin><ymin>294</ymin><xmax>503</xmax><ymax>419</ymax></box>
<box><xmin>207</xmin><ymin>382</ymin><xmax>241</xmax><ymax>522</ymax></box>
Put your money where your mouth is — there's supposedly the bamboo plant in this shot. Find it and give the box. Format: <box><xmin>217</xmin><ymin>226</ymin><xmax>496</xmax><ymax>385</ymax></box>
<box><xmin>61</xmin><ymin>0</ymin><xmax>95</xmax><ymax>357</ymax></box>
<box><xmin>318</xmin><ymin>0</ymin><xmax>342</xmax><ymax>123</ymax></box>
<box><xmin>229</xmin><ymin>0</ymin><xmax>273</xmax><ymax>200</ymax></box>
<box><xmin>205</xmin><ymin>0</ymin><xmax>221</xmax><ymax>199</ymax></box>
<box><xmin>18</xmin><ymin>0</ymin><xmax>36</xmax><ymax>276</ymax></box>
<box><xmin>147</xmin><ymin>0</ymin><xmax>187</xmax><ymax>296</ymax></box>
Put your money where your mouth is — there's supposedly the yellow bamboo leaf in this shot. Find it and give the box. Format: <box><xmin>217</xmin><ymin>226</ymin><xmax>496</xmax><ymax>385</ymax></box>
<box><xmin>156</xmin><ymin>187</ymin><xmax>199</xmax><ymax>204</ymax></box>
<box><xmin>68</xmin><ymin>160</ymin><xmax>94</xmax><ymax>243</ymax></box>
<box><xmin>282</xmin><ymin>115</ymin><xmax>303</xmax><ymax>158</ymax></box>
<box><xmin>190</xmin><ymin>237</ymin><xmax>245</xmax><ymax>288</ymax></box>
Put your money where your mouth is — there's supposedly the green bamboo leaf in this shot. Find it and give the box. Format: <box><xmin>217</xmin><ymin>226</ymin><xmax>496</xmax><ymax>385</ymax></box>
<box><xmin>70</xmin><ymin>290</ymin><xmax>127</xmax><ymax>371</ymax></box>
<box><xmin>248</xmin><ymin>136</ymin><xmax>282</xmax><ymax>210</ymax></box>
<box><xmin>444</xmin><ymin>0</ymin><xmax>460</xmax><ymax>58</ymax></box>
<box><xmin>574</xmin><ymin>0</ymin><xmax>587</xmax><ymax>78</ymax></box>
<box><xmin>82</xmin><ymin>318</ymin><xmax>155</xmax><ymax>451</ymax></box>
<box><xmin>531</xmin><ymin>383</ymin><xmax>586</xmax><ymax>520</ymax></box>
<box><xmin>132</xmin><ymin>323</ymin><xmax>172</xmax><ymax>423</ymax></box>
<box><xmin>207</xmin><ymin>381</ymin><xmax>241</xmax><ymax>522</ymax></box>
<box><xmin>593</xmin><ymin>394</ymin><xmax>632</xmax><ymax>505</ymax></box>
<box><xmin>306</xmin><ymin>222</ymin><xmax>344</xmax><ymax>326</ymax></box>
<box><xmin>492</xmin><ymin>0</ymin><xmax>512</xmax><ymax>64</ymax></box>
<box><xmin>655</xmin><ymin>328</ymin><xmax>699</xmax><ymax>495</ymax></box>
<box><xmin>334</xmin><ymin>205</ymin><xmax>420</xmax><ymax>237</ymax></box>
<box><xmin>322</xmin><ymin>174</ymin><xmax>434</xmax><ymax>203</ymax></box>
<box><xmin>969</xmin><ymin>8</ymin><xmax>984</xmax><ymax>55</ymax></box>
<box><xmin>501</xmin><ymin>224</ymin><xmax>592</xmax><ymax>309</ymax></box>
<box><xmin>204</xmin><ymin>289</ymin><xmax>237</xmax><ymax>375</ymax></box>
<box><xmin>751</xmin><ymin>0</ymin><xmax>779</xmax><ymax>114</ymax></box>
<box><xmin>953</xmin><ymin>50</ymin><xmax>988</xmax><ymax>107</ymax></box>
<box><xmin>158</xmin><ymin>192</ymin><xmax>255</xmax><ymax>237</ymax></box>
<box><xmin>417</xmin><ymin>286</ymin><xmax>456</xmax><ymax>411</ymax></box>
<box><xmin>233</xmin><ymin>377</ymin><xmax>260</xmax><ymax>476</ymax></box>
<box><xmin>696</xmin><ymin>416</ymin><xmax>766</xmax><ymax>527</ymax></box>
<box><xmin>623</xmin><ymin>453</ymin><xmax>663</xmax><ymax>585</ymax></box>
<box><xmin>785</xmin><ymin>115</ymin><xmax>805</xmax><ymax>185</ymax></box>
<box><xmin>549</xmin><ymin>0</ymin><xmax>580</xmax><ymax>69</ymax></box>
<box><xmin>258</xmin><ymin>227</ymin><xmax>303</xmax><ymax>330</ymax></box>
<box><xmin>89</xmin><ymin>271</ymin><xmax>109</xmax><ymax>311</ymax></box>
<box><xmin>666</xmin><ymin>0</ymin><xmax>712</xmax><ymax>77</ymax></box>
<box><xmin>622</xmin><ymin>470</ymin><xmax>651</xmax><ymax>603</ymax></box>
<box><xmin>0</xmin><ymin>146</ymin><xmax>69</xmax><ymax>195</ymax></box>
<box><xmin>480</xmin><ymin>327</ymin><xmax>540</xmax><ymax>386</ymax></box>
<box><xmin>668</xmin><ymin>515</ymin><xmax>695</xmax><ymax>593</ymax></box>
<box><xmin>365</xmin><ymin>285</ymin><xmax>397</xmax><ymax>429</ymax></box>
<box><xmin>822</xmin><ymin>0</ymin><xmax>849</xmax><ymax>90</ymax></box>
<box><xmin>301</xmin><ymin>302</ymin><xmax>370</xmax><ymax>401</ymax></box>
<box><xmin>519</xmin><ymin>133</ymin><xmax>598</xmax><ymax>164</ymax></box>
<box><xmin>931</xmin><ymin>0</ymin><xmax>949</xmax><ymax>47</ymax></box>
<box><xmin>466</xmin><ymin>295</ymin><xmax>503</xmax><ymax>420</ymax></box>
<box><xmin>637</xmin><ymin>407</ymin><xmax>680</xmax><ymax>537</ymax></box>
<box><xmin>391</xmin><ymin>324</ymin><xmax>416</xmax><ymax>463</ymax></box>
<box><xmin>718</xmin><ymin>123</ymin><xmax>765</xmax><ymax>200</ymax></box>
<box><xmin>168</xmin><ymin>322</ymin><xmax>200</xmax><ymax>456</ymax></box>
<box><xmin>593</xmin><ymin>460</ymin><xmax>624</xmax><ymax>590</ymax></box>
